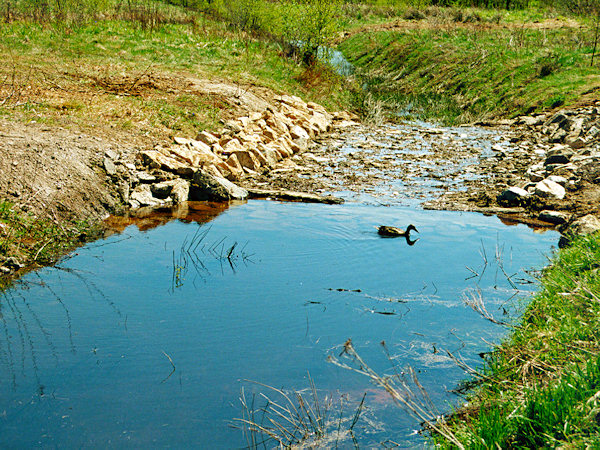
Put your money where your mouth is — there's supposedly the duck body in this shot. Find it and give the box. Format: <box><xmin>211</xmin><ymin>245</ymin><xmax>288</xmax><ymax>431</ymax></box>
<box><xmin>377</xmin><ymin>224</ymin><xmax>418</xmax><ymax>237</ymax></box>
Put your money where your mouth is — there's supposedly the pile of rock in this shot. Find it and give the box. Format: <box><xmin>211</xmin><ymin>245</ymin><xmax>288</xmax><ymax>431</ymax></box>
<box><xmin>496</xmin><ymin>106</ymin><xmax>600</xmax><ymax>232</ymax></box>
<box><xmin>127</xmin><ymin>95</ymin><xmax>355</xmax><ymax>208</ymax></box>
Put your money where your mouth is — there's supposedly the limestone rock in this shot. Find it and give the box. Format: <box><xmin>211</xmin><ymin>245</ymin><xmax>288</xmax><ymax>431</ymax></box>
<box><xmin>190</xmin><ymin>168</ymin><xmax>248</xmax><ymax>201</ymax></box>
<box><xmin>196</xmin><ymin>131</ymin><xmax>219</xmax><ymax>146</ymax></box>
<box><xmin>538</xmin><ymin>210</ymin><xmax>569</xmax><ymax>225</ymax></box>
<box><xmin>535</xmin><ymin>179</ymin><xmax>566</xmax><ymax>199</ymax></box>
<box><xmin>289</xmin><ymin>125</ymin><xmax>310</xmax><ymax>141</ymax></box>
<box><xmin>570</xmin><ymin>214</ymin><xmax>600</xmax><ymax>235</ymax></box>
<box><xmin>233</xmin><ymin>150</ymin><xmax>261</xmax><ymax>171</ymax></box>
<box><xmin>130</xmin><ymin>184</ymin><xmax>168</xmax><ymax>208</ymax></box>
<box><xmin>103</xmin><ymin>157</ymin><xmax>117</xmax><ymax>176</ymax></box>
<box><xmin>497</xmin><ymin>186</ymin><xmax>530</xmax><ymax>206</ymax></box>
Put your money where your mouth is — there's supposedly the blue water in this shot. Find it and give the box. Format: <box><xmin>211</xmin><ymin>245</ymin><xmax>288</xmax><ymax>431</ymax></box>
<box><xmin>0</xmin><ymin>200</ymin><xmax>557</xmax><ymax>447</ymax></box>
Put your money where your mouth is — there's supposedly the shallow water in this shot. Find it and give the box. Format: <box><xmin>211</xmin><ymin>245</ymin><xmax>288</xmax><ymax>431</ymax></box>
<box><xmin>0</xmin><ymin>200</ymin><xmax>557</xmax><ymax>447</ymax></box>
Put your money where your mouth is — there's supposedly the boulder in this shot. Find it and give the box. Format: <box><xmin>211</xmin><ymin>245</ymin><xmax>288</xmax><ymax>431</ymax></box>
<box><xmin>190</xmin><ymin>168</ymin><xmax>248</xmax><ymax>201</ymax></box>
<box><xmin>497</xmin><ymin>186</ymin><xmax>530</xmax><ymax>206</ymax></box>
<box><xmin>139</xmin><ymin>150</ymin><xmax>190</xmax><ymax>175</ymax></box>
<box><xmin>535</xmin><ymin>179</ymin><xmax>566</xmax><ymax>200</ymax></box>
<box><xmin>570</xmin><ymin>214</ymin><xmax>600</xmax><ymax>235</ymax></box>
<box><xmin>151</xmin><ymin>179</ymin><xmax>189</xmax><ymax>203</ymax></box>
<box><xmin>233</xmin><ymin>150</ymin><xmax>261</xmax><ymax>171</ymax></box>
<box><xmin>289</xmin><ymin>125</ymin><xmax>310</xmax><ymax>141</ymax></box>
<box><xmin>196</xmin><ymin>131</ymin><xmax>219</xmax><ymax>146</ymax></box>
<box><xmin>538</xmin><ymin>210</ymin><xmax>569</xmax><ymax>225</ymax></box>
<box><xmin>130</xmin><ymin>184</ymin><xmax>167</xmax><ymax>208</ymax></box>
<box><xmin>544</xmin><ymin>147</ymin><xmax>573</xmax><ymax>166</ymax></box>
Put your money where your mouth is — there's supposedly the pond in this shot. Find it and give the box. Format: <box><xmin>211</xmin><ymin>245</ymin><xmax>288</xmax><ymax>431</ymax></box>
<box><xmin>0</xmin><ymin>199</ymin><xmax>557</xmax><ymax>447</ymax></box>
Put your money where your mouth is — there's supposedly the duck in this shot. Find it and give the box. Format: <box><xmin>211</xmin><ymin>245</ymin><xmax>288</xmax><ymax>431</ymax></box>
<box><xmin>377</xmin><ymin>224</ymin><xmax>418</xmax><ymax>237</ymax></box>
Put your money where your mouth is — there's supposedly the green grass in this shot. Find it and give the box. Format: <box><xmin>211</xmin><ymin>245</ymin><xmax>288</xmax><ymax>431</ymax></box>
<box><xmin>0</xmin><ymin>200</ymin><xmax>102</xmax><ymax>281</ymax></box>
<box><xmin>0</xmin><ymin>15</ymin><xmax>350</xmax><ymax>140</ymax></box>
<box><xmin>437</xmin><ymin>233</ymin><xmax>600</xmax><ymax>447</ymax></box>
<box><xmin>338</xmin><ymin>19</ymin><xmax>600</xmax><ymax>124</ymax></box>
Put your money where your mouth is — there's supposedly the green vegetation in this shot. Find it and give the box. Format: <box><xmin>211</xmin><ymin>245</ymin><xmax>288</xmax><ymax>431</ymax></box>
<box><xmin>435</xmin><ymin>233</ymin><xmax>600</xmax><ymax>447</ymax></box>
<box><xmin>339</xmin><ymin>12</ymin><xmax>600</xmax><ymax>124</ymax></box>
<box><xmin>0</xmin><ymin>200</ymin><xmax>102</xmax><ymax>284</ymax></box>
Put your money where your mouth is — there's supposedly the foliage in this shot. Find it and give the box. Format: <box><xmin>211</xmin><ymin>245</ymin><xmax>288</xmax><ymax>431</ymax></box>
<box><xmin>436</xmin><ymin>233</ymin><xmax>600</xmax><ymax>447</ymax></box>
<box><xmin>339</xmin><ymin>23</ymin><xmax>600</xmax><ymax>124</ymax></box>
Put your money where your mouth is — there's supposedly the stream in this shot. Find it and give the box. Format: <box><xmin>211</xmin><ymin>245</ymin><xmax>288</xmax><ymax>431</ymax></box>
<box><xmin>0</xmin><ymin>124</ymin><xmax>559</xmax><ymax>447</ymax></box>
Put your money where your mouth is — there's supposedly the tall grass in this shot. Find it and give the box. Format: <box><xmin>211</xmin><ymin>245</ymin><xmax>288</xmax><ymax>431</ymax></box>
<box><xmin>436</xmin><ymin>233</ymin><xmax>600</xmax><ymax>447</ymax></box>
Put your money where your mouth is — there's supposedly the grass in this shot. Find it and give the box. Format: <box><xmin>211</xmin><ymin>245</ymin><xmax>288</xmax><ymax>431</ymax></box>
<box><xmin>435</xmin><ymin>232</ymin><xmax>600</xmax><ymax>447</ymax></box>
<box><xmin>338</xmin><ymin>11</ymin><xmax>600</xmax><ymax>124</ymax></box>
<box><xmin>0</xmin><ymin>15</ymin><xmax>350</xmax><ymax>142</ymax></box>
<box><xmin>0</xmin><ymin>200</ymin><xmax>103</xmax><ymax>284</ymax></box>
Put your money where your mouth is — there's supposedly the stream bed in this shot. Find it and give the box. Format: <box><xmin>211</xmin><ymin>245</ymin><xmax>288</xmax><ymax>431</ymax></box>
<box><xmin>0</xmin><ymin>198</ymin><xmax>557</xmax><ymax>447</ymax></box>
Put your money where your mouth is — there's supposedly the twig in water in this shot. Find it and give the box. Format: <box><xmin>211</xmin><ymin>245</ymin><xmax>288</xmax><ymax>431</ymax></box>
<box><xmin>329</xmin><ymin>339</ymin><xmax>464</xmax><ymax>449</ymax></box>
<box><xmin>161</xmin><ymin>350</ymin><xmax>176</xmax><ymax>383</ymax></box>
<box><xmin>463</xmin><ymin>288</ymin><xmax>511</xmax><ymax>327</ymax></box>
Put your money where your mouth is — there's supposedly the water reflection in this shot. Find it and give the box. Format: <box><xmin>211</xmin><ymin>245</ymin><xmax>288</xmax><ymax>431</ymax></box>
<box><xmin>0</xmin><ymin>201</ymin><xmax>558</xmax><ymax>447</ymax></box>
<box><xmin>104</xmin><ymin>200</ymin><xmax>242</xmax><ymax>233</ymax></box>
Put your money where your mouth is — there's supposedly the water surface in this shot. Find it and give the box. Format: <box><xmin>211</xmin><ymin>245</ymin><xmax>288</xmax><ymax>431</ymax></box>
<box><xmin>0</xmin><ymin>200</ymin><xmax>557</xmax><ymax>447</ymax></box>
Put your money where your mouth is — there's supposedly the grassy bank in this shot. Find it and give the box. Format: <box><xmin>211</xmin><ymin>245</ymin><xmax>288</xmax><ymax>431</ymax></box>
<box><xmin>0</xmin><ymin>6</ymin><xmax>350</xmax><ymax>141</ymax></box>
<box><xmin>434</xmin><ymin>232</ymin><xmax>600</xmax><ymax>447</ymax></box>
<box><xmin>0</xmin><ymin>200</ymin><xmax>103</xmax><ymax>287</ymax></box>
<box><xmin>338</xmin><ymin>9</ymin><xmax>600</xmax><ymax>124</ymax></box>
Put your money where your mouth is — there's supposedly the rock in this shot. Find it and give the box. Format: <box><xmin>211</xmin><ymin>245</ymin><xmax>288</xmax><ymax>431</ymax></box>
<box><xmin>250</xmin><ymin>148</ymin><xmax>269</xmax><ymax>167</ymax></box>
<box><xmin>309</xmin><ymin>112</ymin><xmax>331</xmax><ymax>133</ymax></box>
<box><xmin>289</xmin><ymin>125</ymin><xmax>310</xmax><ymax>141</ymax></box>
<box><xmin>139</xmin><ymin>150</ymin><xmax>189</xmax><ymax>175</ymax></box>
<box><xmin>278</xmin><ymin>94</ymin><xmax>309</xmax><ymax>112</ymax></box>
<box><xmin>130</xmin><ymin>184</ymin><xmax>167</xmax><ymax>207</ymax></box>
<box><xmin>289</xmin><ymin>137</ymin><xmax>308</xmax><ymax>154</ymax></box>
<box><xmin>535</xmin><ymin>179</ymin><xmax>566</xmax><ymax>199</ymax></box>
<box><xmin>262</xmin><ymin>126</ymin><xmax>278</xmax><ymax>142</ymax></box>
<box><xmin>257</xmin><ymin>144</ymin><xmax>281</xmax><ymax>166</ymax></box>
<box><xmin>105</xmin><ymin>149</ymin><xmax>119</xmax><ymax>160</ymax></box>
<box><xmin>570</xmin><ymin>214</ymin><xmax>600</xmax><ymax>235</ymax></box>
<box><xmin>233</xmin><ymin>150</ymin><xmax>261</xmax><ymax>171</ymax></box>
<box><xmin>547</xmin><ymin>112</ymin><xmax>569</xmax><ymax>128</ymax></box>
<box><xmin>544</xmin><ymin>147</ymin><xmax>573</xmax><ymax>166</ymax></box>
<box><xmin>224</xmin><ymin>120</ymin><xmax>243</xmax><ymax>133</ymax></box>
<box><xmin>547</xmin><ymin>175</ymin><xmax>567</xmax><ymax>186</ymax></box>
<box><xmin>136</xmin><ymin>171</ymin><xmax>157</xmax><ymax>183</ymax></box>
<box><xmin>151</xmin><ymin>182</ymin><xmax>173</xmax><ymax>199</ymax></box>
<box><xmin>222</xmin><ymin>139</ymin><xmax>244</xmax><ymax>155</ymax></box>
<box><xmin>526</xmin><ymin>168</ymin><xmax>545</xmax><ymax>182</ymax></box>
<box><xmin>224</xmin><ymin>154</ymin><xmax>245</xmax><ymax>180</ymax></box>
<box><xmin>566</xmin><ymin>136</ymin><xmax>586</xmax><ymax>149</ymax></box>
<box><xmin>497</xmin><ymin>187</ymin><xmax>530</xmax><ymax>206</ymax></box>
<box><xmin>174</xmin><ymin>136</ymin><xmax>192</xmax><ymax>146</ymax></box>
<box><xmin>246</xmin><ymin>188</ymin><xmax>344</xmax><ymax>204</ymax></box>
<box><xmin>549</xmin><ymin>128</ymin><xmax>567</xmax><ymax>143</ymax></box>
<box><xmin>189</xmin><ymin>168</ymin><xmax>248</xmax><ymax>201</ymax></box>
<box><xmin>103</xmin><ymin>157</ymin><xmax>117</xmax><ymax>176</ymax></box>
<box><xmin>196</xmin><ymin>131</ymin><xmax>219</xmax><ymax>146</ymax></box>
<box><xmin>538</xmin><ymin>210</ymin><xmax>569</xmax><ymax>225</ymax></box>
